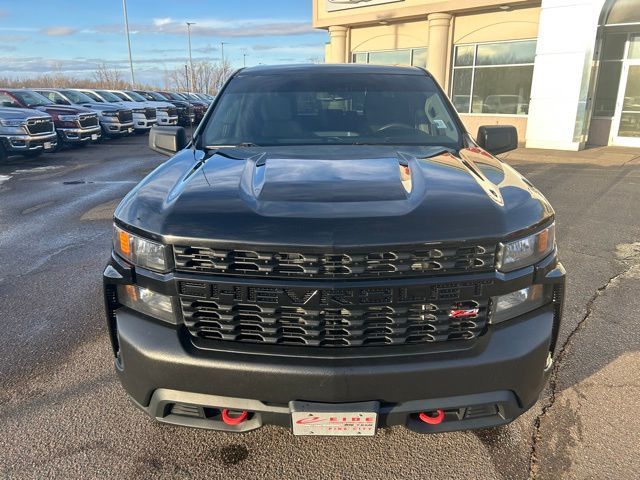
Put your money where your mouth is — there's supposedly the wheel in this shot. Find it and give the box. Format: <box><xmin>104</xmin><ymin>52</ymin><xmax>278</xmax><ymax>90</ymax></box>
<box><xmin>22</xmin><ymin>150</ymin><xmax>42</xmax><ymax>159</ymax></box>
<box><xmin>0</xmin><ymin>142</ymin><xmax>7</xmax><ymax>162</ymax></box>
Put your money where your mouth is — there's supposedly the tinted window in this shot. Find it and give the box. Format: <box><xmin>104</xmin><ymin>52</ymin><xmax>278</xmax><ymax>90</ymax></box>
<box><xmin>61</xmin><ymin>90</ymin><xmax>94</xmax><ymax>104</ymax></box>
<box><xmin>12</xmin><ymin>90</ymin><xmax>52</xmax><ymax>107</ymax></box>
<box><xmin>96</xmin><ymin>90</ymin><xmax>123</xmax><ymax>102</ymax></box>
<box><xmin>82</xmin><ymin>91</ymin><xmax>104</xmax><ymax>102</ymax></box>
<box><xmin>202</xmin><ymin>72</ymin><xmax>461</xmax><ymax>148</ymax></box>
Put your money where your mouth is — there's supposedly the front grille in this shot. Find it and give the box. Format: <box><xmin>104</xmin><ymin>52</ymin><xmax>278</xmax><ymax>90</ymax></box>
<box><xmin>118</xmin><ymin>110</ymin><xmax>133</xmax><ymax>123</ymax></box>
<box><xmin>174</xmin><ymin>243</ymin><xmax>496</xmax><ymax>279</ymax></box>
<box><xmin>78</xmin><ymin>114</ymin><xmax>98</xmax><ymax>128</ymax></box>
<box><xmin>145</xmin><ymin>107</ymin><xmax>156</xmax><ymax>119</ymax></box>
<box><xmin>179</xmin><ymin>280</ymin><xmax>491</xmax><ymax>348</ymax></box>
<box><xmin>167</xmin><ymin>106</ymin><xmax>178</xmax><ymax>117</ymax></box>
<box><xmin>26</xmin><ymin>118</ymin><xmax>54</xmax><ymax>135</ymax></box>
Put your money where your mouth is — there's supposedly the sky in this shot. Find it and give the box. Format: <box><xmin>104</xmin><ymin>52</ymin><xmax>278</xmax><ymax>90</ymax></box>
<box><xmin>0</xmin><ymin>0</ymin><xmax>328</xmax><ymax>85</ymax></box>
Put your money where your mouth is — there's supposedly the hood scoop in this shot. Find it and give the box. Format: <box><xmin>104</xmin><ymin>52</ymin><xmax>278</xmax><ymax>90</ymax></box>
<box><xmin>250</xmin><ymin>156</ymin><xmax>411</xmax><ymax>203</ymax></box>
<box><xmin>237</xmin><ymin>154</ymin><xmax>427</xmax><ymax>218</ymax></box>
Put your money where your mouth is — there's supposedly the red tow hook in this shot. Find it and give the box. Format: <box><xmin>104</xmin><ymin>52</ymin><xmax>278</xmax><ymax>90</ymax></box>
<box><xmin>221</xmin><ymin>409</ymin><xmax>249</xmax><ymax>426</ymax></box>
<box><xmin>418</xmin><ymin>409</ymin><xmax>445</xmax><ymax>425</ymax></box>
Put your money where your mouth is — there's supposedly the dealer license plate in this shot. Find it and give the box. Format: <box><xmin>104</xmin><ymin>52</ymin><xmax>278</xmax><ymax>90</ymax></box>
<box><xmin>292</xmin><ymin>410</ymin><xmax>378</xmax><ymax>436</ymax></box>
<box><xmin>91</xmin><ymin>134</ymin><xmax>98</xmax><ymax>141</ymax></box>
<box><xmin>43</xmin><ymin>142</ymin><xmax>52</xmax><ymax>150</ymax></box>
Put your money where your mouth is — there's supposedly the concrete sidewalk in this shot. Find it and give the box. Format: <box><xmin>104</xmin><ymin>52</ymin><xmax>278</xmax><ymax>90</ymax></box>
<box><xmin>500</xmin><ymin>146</ymin><xmax>640</xmax><ymax>167</ymax></box>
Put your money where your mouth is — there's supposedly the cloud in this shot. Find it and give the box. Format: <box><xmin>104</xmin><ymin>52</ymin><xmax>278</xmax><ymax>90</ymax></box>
<box><xmin>193</xmin><ymin>44</ymin><xmax>218</xmax><ymax>54</ymax></box>
<box><xmin>94</xmin><ymin>18</ymin><xmax>317</xmax><ymax>38</ymax></box>
<box><xmin>0</xmin><ymin>34</ymin><xmax>28</xmax><ymax>42</ymax></box>
<box><xmin>41</xmin><ymin>26</ymin><xmax>78</xmax><ymax>37</ymax></box>
<box><xmin>153</xmin><ymin>17</ymin><xmax>173</xmax><ymax>27</ymax></box>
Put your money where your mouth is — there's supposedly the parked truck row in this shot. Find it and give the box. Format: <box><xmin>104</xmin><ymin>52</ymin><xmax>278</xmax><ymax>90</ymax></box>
<box><xmin>0</xmin><ymin>88</ymin><xmax>214</xmax><ymax>161</ymax></box>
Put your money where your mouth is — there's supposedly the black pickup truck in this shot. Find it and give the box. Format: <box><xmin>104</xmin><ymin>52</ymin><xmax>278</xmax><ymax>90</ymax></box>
<box><xmin>104</xmin><ymin>64</ymin><xmax>565</xmax><ymax>436</ymax></box>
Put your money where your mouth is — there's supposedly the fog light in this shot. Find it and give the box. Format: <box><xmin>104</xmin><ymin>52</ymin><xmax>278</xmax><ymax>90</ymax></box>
<box><xmin>117</xmin><ymin>284</ymin><xmax>176</xmax><ymax>324</ymax></box>
<box><xmin>490</xmin><ymin>284</ymin><xmax>550</xmax><ymax>324</ymax></box>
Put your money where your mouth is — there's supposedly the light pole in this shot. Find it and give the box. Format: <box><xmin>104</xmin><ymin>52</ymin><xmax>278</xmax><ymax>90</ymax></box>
<box><xmin>243</xmin><ymin>52</ymin><xmax>248</xmax><ymax>67</ymax></box>
<box><xmin>122</xmin><ymin>0</ymin><xmax>135</xmax><ymax>87</ymax></box>
<box><xmin>186</xmin><ymin>22</ymin><xmax>195</xmax><ymax>92</ymax></box>
<box><xmin>221</xmin><ymin>42</ymin><xmax>227</xmax><ymax>64</ymax></box>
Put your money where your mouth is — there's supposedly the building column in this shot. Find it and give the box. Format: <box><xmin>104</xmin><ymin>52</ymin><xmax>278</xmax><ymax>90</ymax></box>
<box><xmin>427</xmin><ymin>13</ymin><xmax>453</xmax><ymax>88</ymax></box>
<box><xmin>328</xmin><ymin>26</ymin><xmax>348</xmax><ymax>64</ymax></box>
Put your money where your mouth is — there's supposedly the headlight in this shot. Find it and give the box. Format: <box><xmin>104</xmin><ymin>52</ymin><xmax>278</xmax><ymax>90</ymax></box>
<box><xmin>491</xmin><ymin>284</ymin><xmax>552</xmax><ymax>324</ymax></box>
<box><xmin>113</xmin><ymin>224</ymin><xmax>168</xmax><ymax>272</ymax></box>
<box><xmin>58</xmin><ymin>114</ymin><xmax>78</xmax><ymax>122</ymax></box>
<box><xmin>103</xmin><ymin>111</ymin><xmax>119</xmax><ymax>117</ymax></box>
<box><xmin>157</xmin><ymin>107</ymin><xmax>168</xmax><ymax>113</ymax></box>
<box><xmin>133</xmin><ymin>108</ymin><xmax>145</xmax><ymax>113</ymax></box>
<box><xmin>117</xmin><ymin>284</ymin><xmax>176</xmax><ymax>324</ymax></box>
<box><xmin>0</xmin><ymin>119</ymin><xmax>24</xmax><ymax>127</ymax></box>
<box><xmin>496</xmin><ymin>223</ymin><xmax>555</xmax><ymax>272</ymax></box>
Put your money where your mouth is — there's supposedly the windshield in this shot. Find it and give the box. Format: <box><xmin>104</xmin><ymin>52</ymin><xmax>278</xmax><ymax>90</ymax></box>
<box><xmin>202</xmin><ymin>72</ymin><xmax>462</xmax><ymax>147</ymax></box>
<box><xmin>97</xmin><ymin>90</ymin><xmax>123</xmax><ymax>103</ymax></box>
<box><xmin>139</xmin><ymin>91</ymin><xmax>159</xmax><ymax>101</ymax></box>
<box><xmin>61</xmin><ymin>90</ymin><xmax>94</xmax><ymax>104</ymax></box>
<box><xmin>109</xmin><ymin>91</ymin><xmax>130</xmax><ymax>101</ymax></box>
<box><xmin>125</xmin><ymin>91</ymin><xmax>146</xmax><ymax>102</ymax></box>
<box><xmin>82</xmin><ymin>91</ymin><xmax>104</xmax><ymax>102</ymax></box>
<box><xmin>166</xmin><ymin>92</ymin><xmax>184</xmax><ymax>101</ymax></box>
<box><xmin>12</xmin><ymin>90</ymin><xmax>53</xmax><ymax>107</ymax></box>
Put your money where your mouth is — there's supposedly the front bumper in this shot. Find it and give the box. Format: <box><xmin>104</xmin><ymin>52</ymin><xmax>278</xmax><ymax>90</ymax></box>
<box><xmin>157</xmin><ymin>113</ymin><xmax>179</xmax><ymax>126</ymax></box>
<box><xmin>1</xmin><ymin>131</ymin><xmax>58</xmax><ymax>152</ymax></box>
<box><xmin>133</xmin><ymin>114</ymin><xmax>156</xmax><ymax>130</ymax></box>
<box><xmin>103</xmin><ymin>253</ymin><xmax>565</xmax><ymax>434</ymax></box>
<box><xmin>58</xmin><ymin>125</ymin><xmax>102</xmax><ymax>143</ymax></box>
<box><xmin>102</xmin><ymin>120</ymin><xmax>134</xmax><ymax>136</ymax></box>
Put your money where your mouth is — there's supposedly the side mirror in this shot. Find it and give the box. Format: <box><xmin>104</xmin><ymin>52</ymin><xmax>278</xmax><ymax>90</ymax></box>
<box><xmin>476</xmin><ymin>125</ymin><xmax>518</xmax><ymax>155</ymax></box>
<box><xmin>56</xmin><ymin>98</ymin><xmax>69</xmax><ymax>105</ymax></box>
<box><xmin>149</xmin><ymin>126</ymin><xmax>187</xmax><ymax>156</ymax></box>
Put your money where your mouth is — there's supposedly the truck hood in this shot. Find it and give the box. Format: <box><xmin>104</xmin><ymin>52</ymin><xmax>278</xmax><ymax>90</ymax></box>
<box><xmin>0</xmin><ymin>106</ymin><xmax>52</xmax><ymax>120</ymax></box>
<box><xmin>35</xmin><ymin>104</ymin><xmax>94</xmax><ymax>115</ymax></box>
<box><xmin>140</xmin><ymin>100</ymin><xmax>173</xmax><ymax>108</ymax></box>
<box><xmin>115</xmin><ymin>146</ymin><xmax>554</xmax><ymax>246</ymax></box>
<box><xmin>75</xmin><ymin>102</ymin><xmax>121</xmax><ymax>112</ymax></box>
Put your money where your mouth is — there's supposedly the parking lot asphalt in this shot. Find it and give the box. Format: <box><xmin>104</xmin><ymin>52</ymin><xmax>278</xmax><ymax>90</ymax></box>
<box><xmin>0</xmin><ymin>137</ymin><xmax>639</xmax><ymax>479</ymax></box>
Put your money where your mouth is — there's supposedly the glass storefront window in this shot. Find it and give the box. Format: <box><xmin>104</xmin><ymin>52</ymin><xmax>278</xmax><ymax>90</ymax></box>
<box><xmin>594</xmin><ymin>61</ymin><xmax>623</xmax><ymax>117</ymax></box>
<box><xmin>451</xmin><ymin>69</ymin><xmax>472</xmax><ymax>113</ymax></box>
<box><xmin>411</xmin><ymin>48</ymin><xmax>428</xmax><ymax>68</ymax></box>
<box><xmin>454</xmin><ymin>45</ymin><xmax>474</xmax><ymax>67</ymax></box>
<box><xmin>451</xmin><ymin>40</ymin><xmax>536</xmax><ymax>115</ymax></box>
<box><xmin>476</xmin><ymin>40</ymin><xmax>536</xmax><ymax>66</ymax></box>
<box><xmin>353</xmin><ymin>52</ymin><xmax>368</xmax><ymax>64</ymax></box>
<box><xmin>368</xmin><ymin>49</ymin><xmax>411</xmax><ymax>66</ymax></box>
<box><xmin>606</xmin><ymin>0</ymin><xmax>640</xmax><ymax>25</ymax></box>
<box><xmin>351</xmin><ymin>48</ymin><xmax>428</xmax><ymax>67</ymax></box>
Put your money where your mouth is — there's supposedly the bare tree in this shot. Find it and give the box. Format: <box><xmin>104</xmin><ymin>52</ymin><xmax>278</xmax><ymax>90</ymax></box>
<box><xmin>92</xmin><ymin>63</ymin><xmax>127</xmax><ymax>89</ymax></box>
<box><xmin>165</xmin><ymin>60</ymin><xmax>233</xmax><ymax>95</ymax></box>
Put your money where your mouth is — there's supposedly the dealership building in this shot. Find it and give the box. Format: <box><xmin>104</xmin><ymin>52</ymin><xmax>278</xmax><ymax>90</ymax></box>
<box><xmin>313</xmin><ymin>0</ymin><xmax>640</xmax><ymax>150</ymax></box>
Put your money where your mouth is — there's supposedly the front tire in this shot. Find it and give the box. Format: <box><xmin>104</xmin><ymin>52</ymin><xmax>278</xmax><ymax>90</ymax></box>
<box><xmin>0</xmin><ymin>142</ymin><xmax>7</xmax><ymax>162</ymax></box>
